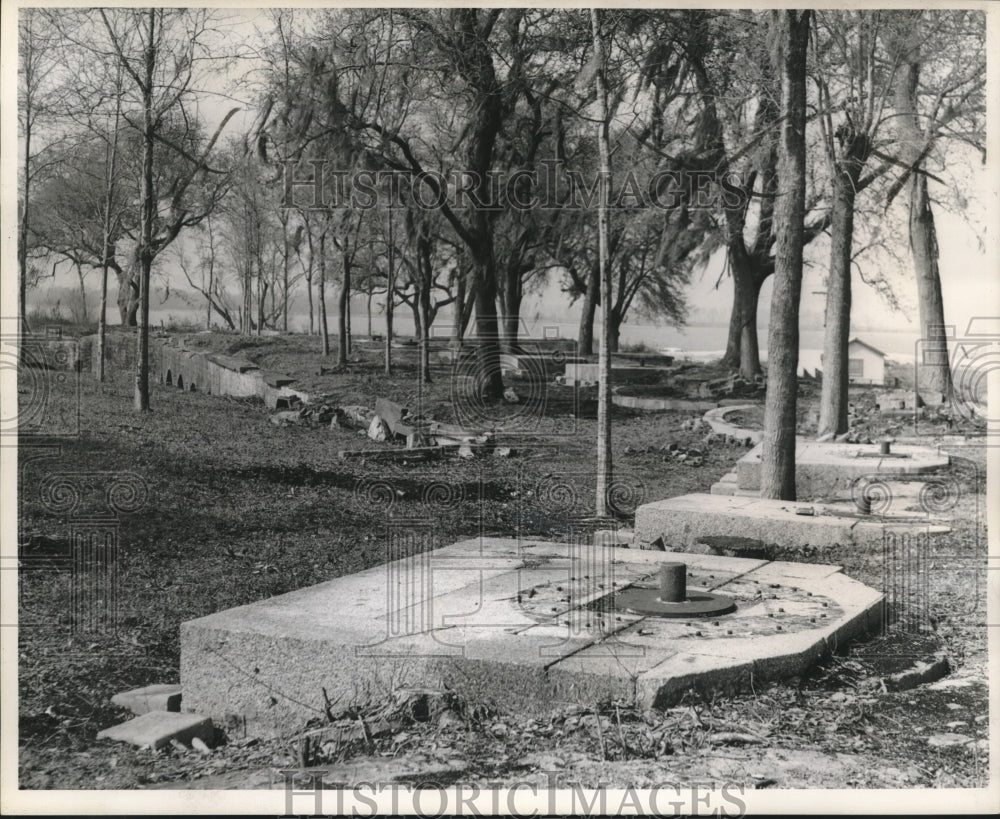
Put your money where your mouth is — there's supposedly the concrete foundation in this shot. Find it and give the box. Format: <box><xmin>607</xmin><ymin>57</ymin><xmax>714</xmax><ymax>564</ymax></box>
<box><xmin>634</xmin><ymin>493</ymin><xmax>950</xmax><ymax>550</ymax></box>
<box><xmin>710</xmin><ymin>439</ymin><xmax>950</xmax><ymax>499</ymax></box>
<box><xmin>564</xmin><ymin>362</ymin><xmax>668</xmax><ymax>386</ymax></box>
<box><xmin>612</xmin><ymin>395</ymin><xmax>719</xmax><ymax>412</ymax></box>
<box><xmin>158</xmin><ymin>339</ymin><xmax>301</xmax><ymax>405</ymax></box>
<box><xmin>181</xmin><ymin>537</ymin><xmax>883</xmax><ymax>738</ymax></box>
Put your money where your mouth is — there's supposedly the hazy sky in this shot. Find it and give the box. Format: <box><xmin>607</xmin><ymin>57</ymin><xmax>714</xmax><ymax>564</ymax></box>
<box><xmin>18</xmin><ymin>6</ymin><xmax>999</xmax><ymax>347</ymax></box>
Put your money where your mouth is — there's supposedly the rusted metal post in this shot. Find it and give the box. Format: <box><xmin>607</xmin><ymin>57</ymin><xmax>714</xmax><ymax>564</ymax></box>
<box><xmin>658</xmin><ymin>563</ymin><xmax>686</xmax><ymax>603</ymax></box>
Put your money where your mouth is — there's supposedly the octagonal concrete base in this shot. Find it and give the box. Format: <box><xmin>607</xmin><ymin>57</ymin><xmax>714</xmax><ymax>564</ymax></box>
<box><xmin>181</xmin><ymin>538</ymin><xmax>883</xmax><ymax>738</ymax></box>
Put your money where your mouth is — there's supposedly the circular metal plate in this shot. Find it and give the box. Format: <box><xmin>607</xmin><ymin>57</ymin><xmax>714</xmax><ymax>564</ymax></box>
<box><xmin>614</xmin><ymin>586</ymin><xmax>737</xmax><ymax>618</ymax></box>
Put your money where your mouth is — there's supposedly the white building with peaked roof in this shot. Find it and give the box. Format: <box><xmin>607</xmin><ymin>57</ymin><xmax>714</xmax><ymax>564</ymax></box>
<box><xmin>845</xmin><ymin>337</ymin><xmax>886</xmax><ymax>385</ymax></box>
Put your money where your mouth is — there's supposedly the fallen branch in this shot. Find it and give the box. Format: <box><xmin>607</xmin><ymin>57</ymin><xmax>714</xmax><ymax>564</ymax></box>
<box><xmin>339</xmin><ymin>446</ymin><xmax>444</xmax><ymax>461</ymax></box>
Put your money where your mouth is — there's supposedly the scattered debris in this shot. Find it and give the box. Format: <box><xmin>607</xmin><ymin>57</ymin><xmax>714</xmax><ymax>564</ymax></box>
<box><xmin>692</xmin><ymin>536</ymin><xmax>770</xmax><ymax>560</ymax></box>
<box><xmin>926</xmin><ymin>733</ymin><xmax>975</xmax><ymax>748</ymax></box>
<box><xmin>406</xmin><ymin>430</ymin><xmax>431</xmax><ymax>449</ymax></box>
<box><xmin>883</xmin><ymin>656</ymin><xmax>950</xmax><ymax>692</ymax></box>
<box><xmin>339</xmin><ymin>446</ymin><xmax>443</xmax><ymax>461</ymax></box>
<box><xmin>191</xmin><ymin>737</ymin><xmax>212</xmax><ymax>755</ymax></box>
<box><xmin>331</xmin><ymin>405</ymin><xmax>374</xmax><ymax>430</ymax></box>
<box><xmin>367</xmin><ymin>415</ymin><xmax>391</xmax><ymax>442</ymax></box>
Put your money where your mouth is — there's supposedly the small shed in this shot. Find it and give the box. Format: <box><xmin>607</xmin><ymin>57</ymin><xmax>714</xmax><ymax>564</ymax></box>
<box><xmin>846</xmin><ymin>337</ymin><xmax>886</xmax><ymax>385</ymax></box>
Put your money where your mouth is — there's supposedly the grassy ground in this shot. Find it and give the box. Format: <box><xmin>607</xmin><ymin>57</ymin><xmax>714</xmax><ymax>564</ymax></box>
<box><xmin>15</xmin><ymin>335</ymin><xmax>990</xmax><ymax>789</ymax></box>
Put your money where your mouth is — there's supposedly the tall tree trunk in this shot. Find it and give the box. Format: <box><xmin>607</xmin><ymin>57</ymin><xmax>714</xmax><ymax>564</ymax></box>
<box><xmin>721</xmin><ymin>255</ymin><xmax>765</xmax><ymax>378</ymax></box>
<box><xmin>454</xmin><ymin>268</ymin><xmax>476</xmax><ymax>344</ymax></box>
<box><xmin>418</xmin><ymin>284</ymin><xmax>432</xmax><ymax>384</ymax></box>
<box><xmin>98</xmin><ymin>257</ymin><xmax>110</xmax><ymax>380</ymax></box>
<box><xmin>281</xmin><ymin>214</ymin><xmax>289</xmax><ymax>333</ymax></box>
<box><xmin>818</xmin><ymin>136</ymin><xmax>867</xmax><ymax>437</ymax></box>
<box><xmin>318</xmin><ymin>231</ymin><xmax>330</xmax><ymax>356</ymax></box>
<box><xmin>411</xmin><ymin>298</ymin><xmax>422</xmax><ymax>340</ymax></box>
<box><xmin>415</xmin><ymin>234</ymin><xmax>433</xmax><ymax>383</ymax></box>
<box><xmin>502</xmin><ymin>293</ymin><xmax>522</xmax><ymax>349</ymax></box>
<box><xmin>501</xmin><ymin>258</ymin><xmax>523</xmax><ymax>348</ymax></box>
<box><xmin>592</xmin><ymin>8</ymin><xmax>613</xmax><ymax>517</ymax></box>
<box><xmin>242</xmin><ymin>260</ymin><xmax>251</xmax><ymax>334</ymax></box>
<box><xmin>75</xmin><ymin>262</ymin><xmax>89</xmax><ymax>324</ymax></box>
<box><xmin>19</xmin><ymin>63</ymin><xmax>32</xmax><ymax>337</ymax></box>
<box><xmin>256</xmin><ymin>257</ymin><xmax>264</xmax><ymax>337</ymax></box>
<box><xmin>457</xmin><ymin>9</ymin><xmax>504</xmax><ymax>403</ymax></box>
<box><xmin>134</xmin><ymin>10</ymin><xmax>156</xmax><ymax>413</ymax></box>
<box><xmin>367</xmin><ymin>290</ymin><xmax>373</xmax><ymax>338</ymax></box>
<box><xmin>256</xmin><ymin>230</ymin><xmax>265</xmax><ymax>335</ymax></box>
<box><xmin>345</xmin><ymin>288</ymin><xmax>352</xmax><ymax>355</ymax></box>
<box><xmin>473</xmin><ymin>260</ymin><xmax>503</xmax><ymax>400</ymax></box>
<box><xmin>453</xmin><ymin>261</ymin><xmax>467</xmax><ymax>344</ymax></box>
<box><xmin>578</xmin><ymin>261</ymin><xmax>599</xmax><ymax>356</ymax></box>
<box><xmin>98</xmin><ymin>97</ymin><xmax>120</xmax><ymax>381</ymax></box>
<box><xmin>714</xmin><ymin>92</ymin><xmax>778</xmax><ymax>379</ymax></box>
<box><xmin>760</xmin><ymin>10</ymin><xmax>809</xmax><ymax>500</ymax></box>
<box><xmin>893</xmin><ymin>46</ymin><xmax>954</xmax><ymax>399</ymax></box>
<box><xmin>910</xmin><ymin>174</ymin><xmax>953</xmax><ymax>398</ymax></box>
<box><xmin>205</xmin><ymin>218</ymin><xmax>215</xmax><ymax>330</ymax></box>
<box><xmin>385</xmin><ymin>211</ymin><xmax>394</xmax><ymax>374</ymax></box>
<box><xmin>117</xmin><ymin>260</ymin><xmax>139</xmax><ymax>327</ymax></box>
<box><xmin>608</xmin><ymin>307</ymin><xmax>621</xmax><ymax>355</ymax></box>
<box><xmin>305</xmin><ymin>233</ymin><xmax>315</xmax><ymax>335</ymax></box>
<box><xmin>337</xmin><ymin>239</ymin><xmax>350</xmax><ymax>367</ymax></box>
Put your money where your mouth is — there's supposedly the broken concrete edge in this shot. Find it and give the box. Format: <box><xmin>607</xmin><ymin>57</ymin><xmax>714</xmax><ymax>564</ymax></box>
<box><xmin>883</xmin><ymin>655</ymin><xmax>951</xmax><ymax>692</ymax></box>
<box><xmin>111</xmin><ymin>684</ymin><xmax>182</xmax><ymax>715</ymax></box>
<box><xmin>96</xmin><ymin>711</ymin><xmax>214</xmax><ymax>751</ymax></box>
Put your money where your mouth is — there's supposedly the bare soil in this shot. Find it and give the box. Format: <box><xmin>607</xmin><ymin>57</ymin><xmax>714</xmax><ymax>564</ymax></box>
<box><xmin>16</xmin><ymin>334</ymin><xmax>990</xmax><ymax>789</ymax></box>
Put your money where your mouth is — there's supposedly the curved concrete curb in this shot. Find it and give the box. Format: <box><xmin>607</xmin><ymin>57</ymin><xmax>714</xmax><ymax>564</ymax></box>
<box><xmin>703</xmin><ymin>404</ymin><xmax>763</xmax><ymax>444</ymax></box>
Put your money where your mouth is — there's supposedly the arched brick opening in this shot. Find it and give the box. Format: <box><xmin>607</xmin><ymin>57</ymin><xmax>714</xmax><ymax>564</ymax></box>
<box><xmin>165</xmin><ymin>369</ymin><xmax>173</xmax><ymax>386</ymax></box>
<box><xmin>177</xmin><ymin>374</ymin><xmax>184</xmax><ymax>390</ymax></box>
<box><xmin>189</xmin><ymin>382</ymin><xmax>197</xmax><ymax>392</ymax></box>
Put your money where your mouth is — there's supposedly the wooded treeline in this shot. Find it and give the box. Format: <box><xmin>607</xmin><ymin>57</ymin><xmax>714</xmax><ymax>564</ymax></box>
<box><xmin>18</xmin><ymin>8</ymin><xmax>985</xmax><ymax>469</ymax></box>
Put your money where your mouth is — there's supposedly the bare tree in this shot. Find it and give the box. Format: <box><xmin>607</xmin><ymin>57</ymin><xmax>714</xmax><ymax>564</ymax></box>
<box><xmin>96</xmin><ymin>8</ymin><xmax>238</xmax><ymax>410</ymax></box>
<box><xmin>18</xmin><ymin>11</ymin><xmax>67</xmax><ymax>335</ymax></box>
<box><xmin>591</xmin><ymin>8</ymin><xmax>613</xmax><ymax>517</ymax></box>
<box><xmin>97</xmin><ymin>65</ymin><xmax>123</xmax><ymax>381</ymax></box>
<box><xmin>175</xmin><ymin>216</ymin><xmax>236</xmax><ymax>330</ymax></box>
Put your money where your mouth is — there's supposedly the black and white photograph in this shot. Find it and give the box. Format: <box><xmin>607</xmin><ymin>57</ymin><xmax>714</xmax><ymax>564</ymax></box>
<box><xmin>2</xmin><ymin>2</ymin><xmax>997</xmax><ymax>814</ymax></box>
